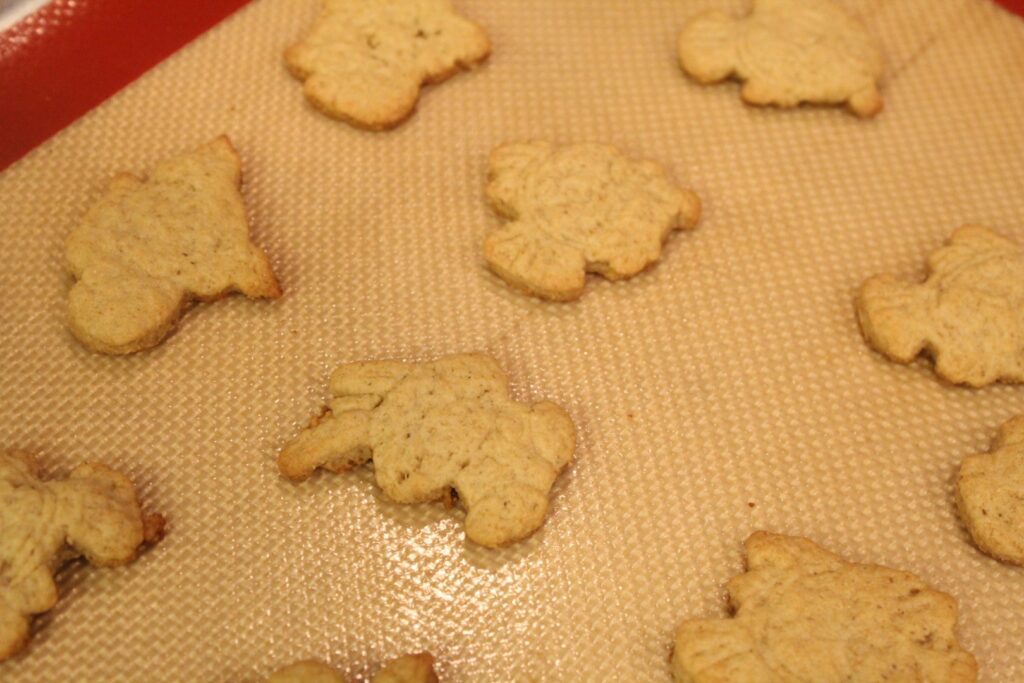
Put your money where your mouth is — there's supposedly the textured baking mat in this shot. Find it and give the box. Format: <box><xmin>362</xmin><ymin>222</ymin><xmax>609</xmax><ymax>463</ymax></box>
<box><xmin>1</xmin><ymin>0</ymin><xmax>1023</xmax><ymax>680</ymax></box>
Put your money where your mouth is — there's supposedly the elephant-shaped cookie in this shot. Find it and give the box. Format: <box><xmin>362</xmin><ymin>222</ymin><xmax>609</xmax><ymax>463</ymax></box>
<box><xmin>279</xmin><ymin>354</ymin><xmax>575</xmax><ymax>547</ymax></box>
<box><xmin>671</xmin><ymin>532</ymin><xmax>976</xmax><ymax>682</ymax></box>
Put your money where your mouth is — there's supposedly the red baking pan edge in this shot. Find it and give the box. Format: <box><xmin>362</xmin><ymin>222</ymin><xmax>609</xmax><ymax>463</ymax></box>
<box><xmin>0</xmin><ymin>0</ymin><xmax>252</xmax><ymax>172</ymax></box>
<box><xmin>998</xmin><ymin>0</ymin><xmax>1024</xmax><ymax>14</ymax></box>
<box><xmin>0</xmin><ymin>0</ymin><xmax>1022</xmax><ymax>174</ymax></box>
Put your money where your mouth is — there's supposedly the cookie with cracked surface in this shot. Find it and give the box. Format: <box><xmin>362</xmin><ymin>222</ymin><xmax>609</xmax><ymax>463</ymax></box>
<box><xmin>957</xmin><ymin>416</ymin><xmax>1024</xmax><ymax>565</ymax></box>
<box><xmin>279</xmin><ymin>354</ymin><xmax>575</xmax><ymax>547</ymax></box>
<box><xmin>484</xmin><ymin>141</ymin><xmax>701</xmax><ymax>301</ymax></box>
<box><xmin>671</xmin><ymin>532</ymin><xmax>977</xmax><ymax>682</ymax></box>
<box><xmin>65</xmin><ymin>136</ymin><xmax>280</xmax><ymax>355</ymax></box>
<box><xmin>678</xmin><ymin>0</ymin><xmax>884</xmax><ymax>117</ymax></box>
<box><xmin>268</xmin><ymin>653</ymin><xmax>438</xmax><ymax>683</ymax></box>
<box><xmin>856</xmin><ymin>225</ymin><xmax>1024</xmax><ymax>387</ymax></box>
<box><xmin>285</xmin><ymin>0</ymin><xmax>490</xmax><ymax>129</ymax></box>
<box><xmin>0</xmin><ymin>450</ymin><xmax>164</xmax><ymax>661</ymax></box>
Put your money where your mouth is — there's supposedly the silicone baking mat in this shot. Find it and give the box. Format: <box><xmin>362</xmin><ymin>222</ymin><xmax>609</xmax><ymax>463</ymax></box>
<box><xmin>1</xmin><ymin>0</ymin><xmax>1023</xmax><ymax>680</ymax></box>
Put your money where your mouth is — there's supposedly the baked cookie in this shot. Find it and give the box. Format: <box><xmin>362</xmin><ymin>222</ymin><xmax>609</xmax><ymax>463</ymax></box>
<box><xmin>484</xmin><ymin>142</ymin><xmax>701</xmax><ymax>301</ymax></box>
<box><xmin>671</xmin><ymin>532</ymin><xmax>977</xmax><ymax>682</ymax></box>
<box><xmin>0</xmin><ymin>450</ymin><xmax>164</xmax><ymax>660</ymax></box>
<box><xmin>373</xmin><ymin>653</ymin><xmax>439</xmax><ymax>683</ymax></box>
<box><xmin>285</xmin><ymin>0</ymin><xmax>490</xmax><ymax>130</ymax></box>
<box><xmin>269</xmin><ymin>660</ymin><xmax>344</xmax><ymax>683</ymax></box>
<box><xmin>678</xmin><ymin>0</ymin><xmax>884</xmax><ymax>117</ymax></box>
<box><xmin>856</xmin><ymin>225</ymin><xmax>1024</xmax><ymax>387</ymax></box>
<box><xmin>957</xmin><ymin>416</ymin><xmax>1024</xmax><ymax>565</ymax></box>
<box><xmin>268</xmin><ymin>653</ymin><xmax>438</xmax><ymax>683</ymax></box>
<box><xmin>279</xmin><ymin>354</ymin><xmax>575</xmax><ymax>547</ymax></box>
<box><xmin>65</xmin><ymin>136</ymin><xmax>280</xmax><ymax>355</ymax></box>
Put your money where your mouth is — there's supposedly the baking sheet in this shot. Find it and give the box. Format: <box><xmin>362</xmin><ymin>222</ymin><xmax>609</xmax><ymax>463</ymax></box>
<box><xmin>1</xmin><ymin>0</ymin><xmax>1023</xmax><ymax>680</ymax></box>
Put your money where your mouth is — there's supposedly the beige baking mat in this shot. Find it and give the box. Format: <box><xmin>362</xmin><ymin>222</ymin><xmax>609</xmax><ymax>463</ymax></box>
<box><xmin>1</xmin><ymin>0</ymin><xmax>1023</xmax><ymax>680</ymax></box>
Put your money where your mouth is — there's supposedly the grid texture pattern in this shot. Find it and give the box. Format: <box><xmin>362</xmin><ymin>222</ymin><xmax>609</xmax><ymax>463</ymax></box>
<box><xmin>1</xmin><ymin>0</ymin><xmax>1023</xmax><ymax>680</ymax></box>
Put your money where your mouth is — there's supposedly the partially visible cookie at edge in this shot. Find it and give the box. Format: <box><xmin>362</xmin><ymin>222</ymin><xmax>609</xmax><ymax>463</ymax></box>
<box><xmin>671</xmin><ymin>532</ymin><xmax>977</xmax><ymax>682</ymax></box>
<box><xmin>268</xmin><ymin>660</ymin><xmax>344</xmax><ymax>683</ymax></box>
<box><xmin>278</xmin><ymin>353</ymin><xmax>576</xmax><ymax>548</ymax></box>
<box><xmin>957</xmin><ymin>416</ymin><xmax>1024</xmax><ymax>565</ymax></box>
<box><xmin>678</xmin><ymin>0</ymin><xmax>884</xmax><ymax>117</ymax></box>
<box><xmin>856</xmin><ymin>225</ymin><xmax>1024</xmax><ymax>387</ymax></box>
<box><xmin>0</xmin><ymin>450</ymin><xmax>164</xmax><ymax>661</ymax></box>
<box><xmin>372</xmin><ymin>653</ymin><xmax>439</xmax><ymax>683</ymax></box>
<box><xmin>65</xmin><ymin>136</ymin><xmax>280</xmax><ymax>355</ymax></box>
<box><xmin>268</xmin><ymin>653</ymin><xmax>438</xmax><ymax>683</ymax></box>
<box><xmin>285</xmin><ymin>0</ymin><xmax>490</xmax><ymax>130</ymax></box>
<box><xmin>484</xmin><ymin>141</ymin><xmax>701</xmax><ymax>301</ymax></box>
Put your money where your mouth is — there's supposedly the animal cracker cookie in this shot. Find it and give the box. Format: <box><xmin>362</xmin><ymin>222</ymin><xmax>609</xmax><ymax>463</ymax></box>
<box><xmin>0</xmin><ymin>450</ymin><xmax>164</xmax><ymax>660</ymax></box>
<box><xmin>65</xmin><ymin>136</ymin><xmax>280</xmax><ymax>355</ymax></box>
<box><xmin>371</xmin><ymin>653</ymin><xmax>439</xmax><ymax>683</ymax></box>
<box><xmin>268</xmin><ymin>660</ymin><xmax>344</xmax><ymax>683</ymax></box>
<box><xmin>856</xmin><ymin>225</ymin><xmax>1024</xmax><ymax>387</ymax></box>
<box><xmin>279</xmin><ymin>353</ymin><xmax>575</xmax><ymax>547</ymax></box>
<box><xmin>285</xmin><ymin>0</ymin><xmax>490</xmax><ymax>130</ymax></box>
<box><xmin>957</xmin><ymin>416</ymin><xmax>1024</xmax><ymax>565</ymax></box>
<box><xmin>671</xmin><ymin>532</ymin><xmax>977</xmax><ymax>683</ymax></box>
<box><xmin>268</xmin><ymin>653</ymin><xmax>438</xmax><ymax>683</ymax></box>
<box><xmin>678</xmin><ymin>0</ymin><xmax>884</xmax><ymax>117</ymax></box>
<box><xmin>484</xmin><ymin>142</ymin><xmax>701</xmax><ymax>301</ymax></box>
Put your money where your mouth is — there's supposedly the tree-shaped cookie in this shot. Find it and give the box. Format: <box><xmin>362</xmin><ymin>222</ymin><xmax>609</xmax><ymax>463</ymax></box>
<box><xmin>957</xmin><ymin>416</ymin><xmax>1024</xmax><ymax>565</ymax></box>
<box><xmin>483</xmin><ymin>142</ymin><xmax>701</xmax><ymax>301</ymax></box>
<box><xmin>65</xmin><ymin>136</ymin><xmax>280</xmax><ymax>355</ymax></box>
<box><xmin>678</xmin><ymin>0</ymin><xmax>884</xmax><ymax>117</ymax></box>
<box><xmin>279</xmin><ymin>354</ymin><xmax>575</xmax><ymax>547</ymax></box>
<box><xmin>0</xmin><ymin>450</ymin><xmax>164</xmax><ymax>660</ymax></box>
<box><xmin>856</xmin><ymin>226</ymin><xmax>1024</xmax><ymax>387</ymax></box>
<box><xmin>269</xmin><ymin>653</ymin><xmax>438</xmax><ymax>683</ymax></box>
<box><xmin>285</xmin><ymin>0</ymin><xmax>490</xmax><ymax>130</ymax></box>
<box><xmin>671</xmin><ymin>532</ymin><xmax>977</xmax><ymax>682</ymax></box>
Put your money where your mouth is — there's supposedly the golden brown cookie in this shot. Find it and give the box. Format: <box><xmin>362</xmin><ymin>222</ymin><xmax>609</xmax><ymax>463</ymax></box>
<box><xmin>286</xmin><ymin>0</ymin><xmax>490</xmax><ymax>129</ymax></box>
<box><xmin>65</xmin><ymin>136</ymin><xmax>280</xmax><ymax>355</ymax></box>
<box><xmin>957</xmin><ymin>416</ymin><xmax>1024</xmax><ymax>565</ymax></box>
<box><xmin>857</xmin><ymin>225</ymin><xmax>1024</xmax><ymax>387</ymax></box>
<box><xmin>484</xmin><ymin>142</ymin><xmax>700</xmax><ymax>301</ymax></box>
<box><xmin>671</xmin><ymin>532</ymin><xmax>976</xmax><ymax>682</ymax></box>
<box><xmin>678</xmin><ymin>0</ymin><xmax>884</xmax><ymax>117</ymax></box>
<box><xmin>0</xmin><ymin>450</ymin><xmax>164</xmax><ymax>660</ymax></box>
<box><xmin>279</xmin><ymin>354</ymin><xmax>575</xmax><ymax>547</ymax></box>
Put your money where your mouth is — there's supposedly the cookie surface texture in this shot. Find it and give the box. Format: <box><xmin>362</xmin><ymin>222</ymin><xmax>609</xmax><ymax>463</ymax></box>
<box><xmin>484</xmin><ymin>142</ymin><xmax>701</xmax><ymax>301</ymax></box>
<box><xmin>0</xmin><ymin>450</ymin><xmax>163</xmax><ymax>660</ymax></box>
<box><xmin>65</xmin><ymin>136</ymin><xmax>280</xmax><ymax>355</ymax></box>
<box><xmin>856</xmin><ymin>225</ymin><xmax>1024</xmax><ymax>387</ymax></box>
<box><xmin>957</xmin><ymin>416</ymin><xmax>1024</xmax><ymax>565</ymax></box>
<box><xmin>678</xmin><ymin>0</ymin><xmax>884</xmax><ymax>117</ymax></box>
<box><xmin>285</xmin><ymin>0</ymin><xmax>490</xmax><ymax>129</ymax></box>
<box><xmin>671</xmin><ymin>532</ymin><xmax>977</xmax><ymax>683</ymax></box>
<box><xmin>279</xmin><ymin>353</ymin><xmax>576</xmax><ymax>547</ymax></box>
